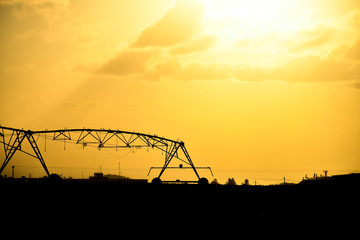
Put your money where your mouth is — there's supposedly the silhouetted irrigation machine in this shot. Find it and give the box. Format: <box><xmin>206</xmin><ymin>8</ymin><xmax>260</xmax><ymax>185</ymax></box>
<box><xmin>0</xmin><ymin>126</ymin><xmax>212</xmax><ymax>184</ymax></box>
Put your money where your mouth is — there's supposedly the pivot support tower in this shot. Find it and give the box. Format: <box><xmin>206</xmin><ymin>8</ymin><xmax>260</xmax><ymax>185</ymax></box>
<box><xmin>0</xmin><ymin>126</ymin><xmax>212</xmax><ymax>183</ymax></box>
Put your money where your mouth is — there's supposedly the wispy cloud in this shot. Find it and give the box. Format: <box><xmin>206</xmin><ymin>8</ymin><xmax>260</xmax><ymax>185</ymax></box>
<box><xmin>97</xmin><ymin>49</ymin><xmax>159</xmax><ymax>76</ymax></box>
<box><xmin>0</xmin><ymin>0</ymin><xmax>68</xmax><ymax>5</ymax></box>
<box><xmin>170</xmin><ymin>35</ymin><xmax>217</xmax><ymax>55</ymax></box>
<box><xmin>274</xmin><ymin>56</ymin><xmax>360</xmax><ymax>82</ymax></box>
<box><xmin>349</xmin><ymin>81</ymin><xmax>360</xmax><ymax>89</ymax></box>
<box><xmin>131</xmin><ymin>0</ymin><xmax>204</xmax><ymax>48</ymax></box>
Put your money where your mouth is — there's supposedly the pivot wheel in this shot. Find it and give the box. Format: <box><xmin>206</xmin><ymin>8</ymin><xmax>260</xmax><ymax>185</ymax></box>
<box><xmin>198</xmin><ymin>177</ymin><xmax>209</xmax><ymax>185</ymax></box>
<box><xmin>151</xmin><ymin>177</ymin><xmax>162</xmax><ymax>184</ymax></box>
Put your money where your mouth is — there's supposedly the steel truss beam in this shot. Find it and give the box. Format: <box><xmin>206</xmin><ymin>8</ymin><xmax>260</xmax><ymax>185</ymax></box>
<box><xmin>0</xmin><ymin>126</ymin><xmax>210</xmax><ymax>180</ymax></box>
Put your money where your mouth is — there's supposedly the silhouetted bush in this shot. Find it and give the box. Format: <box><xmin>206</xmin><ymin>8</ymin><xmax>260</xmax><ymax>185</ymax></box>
<box><xmin>210</xmin><ymin>178</ymin><xmax>219</xmax><ymax>185</ymax></box>
<box><xmin>243</xmin><ymin>179</ymin><xmax>249</xmax><ymax>186</ymax></box>
<box><xmin>225</xmin><ymin>178</ymin><xmax>236</xmax><ymax>185</ymax></box>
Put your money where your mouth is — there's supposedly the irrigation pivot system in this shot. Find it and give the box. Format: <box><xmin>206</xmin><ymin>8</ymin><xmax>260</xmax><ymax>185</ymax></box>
<box><xmin>0</xmin><ymin>126</ymin><xmax>212</xmax><ymax>184</ymax></box>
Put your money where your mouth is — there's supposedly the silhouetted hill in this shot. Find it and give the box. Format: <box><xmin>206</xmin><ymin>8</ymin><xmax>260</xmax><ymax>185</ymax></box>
<box><xmin>299</xmin><ymin>172</ymin><xmax>360</xmax><ymax>185</ymax></box>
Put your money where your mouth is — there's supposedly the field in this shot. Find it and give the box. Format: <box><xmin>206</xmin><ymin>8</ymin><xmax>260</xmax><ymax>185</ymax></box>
<box><xmin>1</xmin><ymin>174</ymin><xmax>359</xmax><ymax>232</ymax></box>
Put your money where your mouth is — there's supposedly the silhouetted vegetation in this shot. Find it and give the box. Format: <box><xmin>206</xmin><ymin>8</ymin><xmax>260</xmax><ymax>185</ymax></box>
<box><xmin>243</xmin><ymin>178</ymin><xmax>249</xmax><ymax>186</ymax></box>
<box><xmin>225</xmin><ymin>177</ymin><xmax>236</xmax><ymax>185</ymax></box>
<box><xmin>210</xmin><ymin>178</ymin><xmax>219</xmax><ymax>185</ymax></box>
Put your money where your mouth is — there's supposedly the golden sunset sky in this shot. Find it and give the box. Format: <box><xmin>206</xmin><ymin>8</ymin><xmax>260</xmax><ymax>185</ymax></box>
<box><xmin>0</xmin><ymin>0</ymin><xmax>359</xmax><ymax>183</ymax></box>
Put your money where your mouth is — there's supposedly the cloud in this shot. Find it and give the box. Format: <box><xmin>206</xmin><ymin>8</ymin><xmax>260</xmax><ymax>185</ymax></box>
<box><xmin>145</xmin><ymin>54</ymin><xmax>360</xmax><ymax>83</ymax></box>
<box><xmin>350</xmin><ymin>81</ymin><xmax>360</xmax><ymax>89</ymax></box>
<box><xmin>131</xmin><ymin>0</ymin><xmax>204</xmax><ymax>48</ymax></box>
<box><xmin>291</xmin><ymin>24</ymin><xmax>336</xmax><ymax>52</ymax></box>
<box><xmin>174</xmin><ymin>62</ymin><xmax>230</xmax><ymax>81</ymax></box>
<box><xmin>0</xmin><ymin>0</ymin><xmax>68</xmax><ymax>5</ymax></box>
<box><xmin>170</xmin><ymin>35</ymin><xmax>217</xmax><ymax>55</ymax></box>
<box><xmin>146</xmin><ymin>59</ymin><xmax>232</xmax><ymax>81</ymax></box>
<box><xmin>344</xmin><ymin>8</ymin><xmax>360</xmax><ymax>29</ymax></box>
<box><xmin>345</xmin><ymin>39</ymin><xmax>360</xmax><ymax>61</ymax></box>
<box><xmin>76</xmin><ymin>1</ymin><xmax>360</xmax><ymax>85</ymax></box>
<box><xmin>76</xmin><ymin>0</ymin><xmax>209</xmax><ymax>78</ymax></box>
<box><xmin>235</xmin><ymin>55</ymin><xmax>360</xmax><ymax>82</ymax></box>
<box><xmin>233</xmin><ymin>65</ymin><xmax>271</xmax><ymax>82</ymax></box>
<box><xmin>274</xmin><ymin>55</ymin><xmax>360</xmax><ymax>82</ymax></box>
<box><xmin>2</xmin><ymin>63</ymin><xmax>37</xmax><ymax>72</ymax></box>
<box><xmin>97</xmin><ymin>49</ymin><xmax>158</xmax><ymax>76</ymax></box>
<box><xmin>330</xmin><ymin>9</ymin><xmax>360</xmax><ymax>59</ymax></box>
<box><xmin>1</xmin><ymin>0</ymin><xmax>69</xmax><ymax>23</ymax></box>
<box><xmin>0</xmin><ymin>0</ymin><xmax>100</xmax><ymax>47</ymax></box>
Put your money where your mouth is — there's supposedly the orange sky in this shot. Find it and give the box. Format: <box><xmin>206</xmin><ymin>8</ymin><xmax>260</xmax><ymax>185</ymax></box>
<box><xmin>0</xmin><ymin>0</ymin><xmax>359</xmax><ymax>184</ymax></box>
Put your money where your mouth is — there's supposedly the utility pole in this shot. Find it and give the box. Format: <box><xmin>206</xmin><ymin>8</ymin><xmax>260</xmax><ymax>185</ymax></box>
<box><xmin>283</xmin><ymin>177</ymin><xmax>285</xmax><ymax>185</ymax></box>
<box><xmin>12</xmin><ymin>165</ymin><xmax>15</xmax><ymax>178</ymax></box>
<box><xmin>118</xmin><ymin>162</ymin><xmax>121</xmax><ymax>177</ymax></box>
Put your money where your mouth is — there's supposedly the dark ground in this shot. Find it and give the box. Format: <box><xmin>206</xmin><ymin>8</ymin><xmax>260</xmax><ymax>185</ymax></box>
<box><xmin>1</xmin><ymin>174</ymin><xmax>359</xmax><ymax>236</ymax></box>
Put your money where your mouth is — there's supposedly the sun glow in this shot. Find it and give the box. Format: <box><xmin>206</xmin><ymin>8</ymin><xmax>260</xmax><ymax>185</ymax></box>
<box><xmin>198</xmin><ymin>0</ymin><xmax>321</xmax><ymax>68</ymax></box>
<box><xmin>202</xmin><ymin>0</ymin><xmax>310</xmax><ymax>33</ymax></box>
<box><xmin>204</xmin><ymin>0</ymin><xmax>279</xmax><ymax>22</ymax></box>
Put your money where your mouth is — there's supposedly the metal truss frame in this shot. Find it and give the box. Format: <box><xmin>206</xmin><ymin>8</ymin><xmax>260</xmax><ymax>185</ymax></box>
<box><xmin>0</xmin><ymin>126</ymin><xmax>211</xmax><ymax>181</ymax></box>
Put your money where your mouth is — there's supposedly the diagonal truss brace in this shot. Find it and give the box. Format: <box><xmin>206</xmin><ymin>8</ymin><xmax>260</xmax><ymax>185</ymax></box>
<box><xmin>0</xmin><ymin>130</ymin><xmax>50</xmax><ymax>176</ymax></box>
<box><xmin>53</xmin><ymin>129</ymin><xmax>71</xmax><ymax>140</ymax></box>
<box><xmin>156</xmin><ymin>141</ymin><xmax>201</xmax><ymax>180</ymax></box>
<box><xmin>157</xmin><ymin>142</ymin><xmax>181</xmax><ymax>179</ymax></box>
<box><xmin>25</xmin><ymin>133</ymin><xmax>50</xmax><ymax>176</ymax></box>
<box><xmin>0</xmin><ymin>130</ymin><xmax>26</xmax><ymax>175</ymax></box>
<box><xmin>180</xmin><ymin>143</ymin><xmax>200</xmax><ymax>179</ymax></box>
